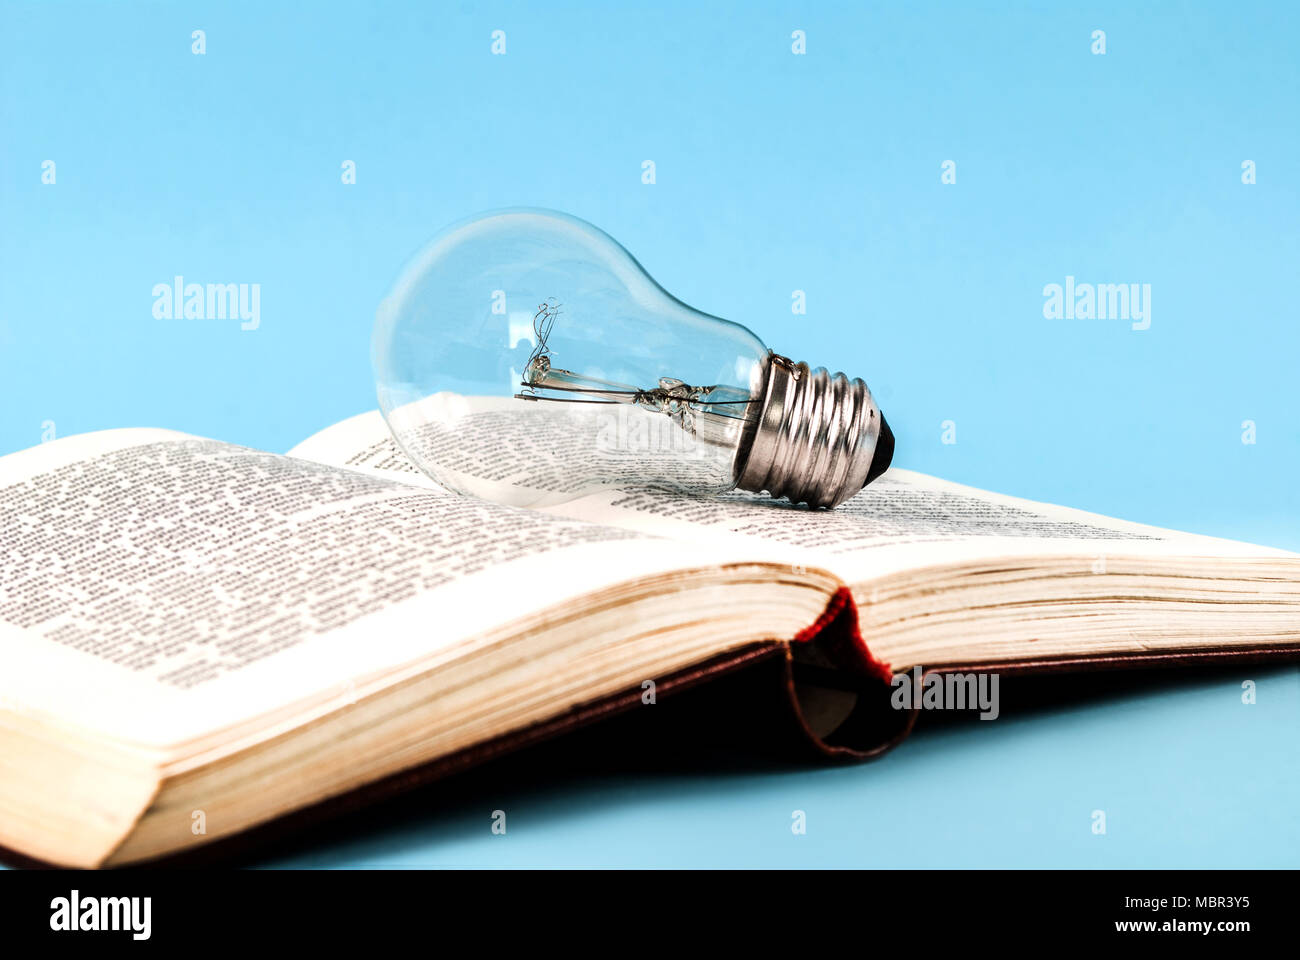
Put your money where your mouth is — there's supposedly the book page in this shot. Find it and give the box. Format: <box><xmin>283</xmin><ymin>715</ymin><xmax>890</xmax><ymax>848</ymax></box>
<box><xmin>290</xmin><ymin>411</ymin><xmax>446</xmax><ymax>492</ymax></box>
<box><xmin>554</xmin><ymin>472</ymin><xmax>1300</xmax><ymax>584</ymax></box>
<box><xmin>293</xmin><ymin>411</ymin><xmax>1299</xmax><ymax>587</ymax></box>
<box><xmin>0</xmin><ymin>429</ymin><xmax>766</xmax><ymax>750</ymax></box>
<box><xmin>296</xmin><ymin>397</ymin><xmax>737</xmax><ymax>509</ymax></box>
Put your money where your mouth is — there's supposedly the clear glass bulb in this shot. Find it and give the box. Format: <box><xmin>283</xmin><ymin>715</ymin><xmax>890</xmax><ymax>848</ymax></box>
<box><xmin>372</xmin><ymin>209</ymin><xmax>893</xmax><ymax>509</ymax></box>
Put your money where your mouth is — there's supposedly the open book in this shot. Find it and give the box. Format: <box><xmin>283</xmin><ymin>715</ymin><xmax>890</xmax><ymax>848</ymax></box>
<box><xmin>2</xmin><ymin>412</ymin><xmax>1298</xmax><ymax>867</ymax></box>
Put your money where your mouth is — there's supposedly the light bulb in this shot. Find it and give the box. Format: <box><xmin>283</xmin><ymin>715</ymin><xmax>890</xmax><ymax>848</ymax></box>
<box><xmin>372</xmin><ymin>209</ymin><xmax>893</xmax><ymax>509</ymax></box>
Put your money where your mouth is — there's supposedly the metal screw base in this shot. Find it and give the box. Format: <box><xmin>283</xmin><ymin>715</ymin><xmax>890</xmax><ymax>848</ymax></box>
<box><xmin>734</xmin><ymin>354</ymin><xmax>889</xmax><ymax>508</ymax></box>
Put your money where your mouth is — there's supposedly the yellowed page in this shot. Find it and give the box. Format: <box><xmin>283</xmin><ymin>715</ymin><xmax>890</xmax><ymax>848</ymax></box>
<box><xmin>0</xmin><ymin>429</ymin><xmax>772</xmax><ymax>753</ymax></box>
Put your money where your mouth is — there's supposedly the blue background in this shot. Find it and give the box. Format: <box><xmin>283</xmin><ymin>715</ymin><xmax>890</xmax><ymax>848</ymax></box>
<box><xmin>1</xmin><ymin>1</ymin><xmax>1296</xmax><ymax>867</ymax></box>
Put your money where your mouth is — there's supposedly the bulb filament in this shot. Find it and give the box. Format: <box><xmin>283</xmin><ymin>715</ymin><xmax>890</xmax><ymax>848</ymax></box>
<box><xmin>514</xmin><ymin>301</ymin><xmax>754</xmax><ymax>436</ymax></box>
